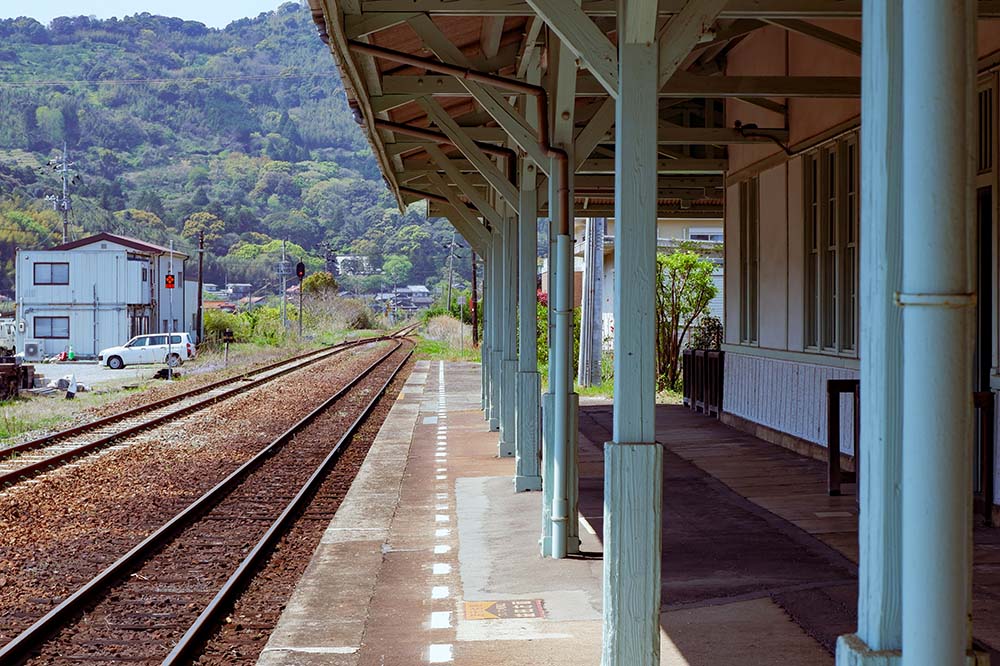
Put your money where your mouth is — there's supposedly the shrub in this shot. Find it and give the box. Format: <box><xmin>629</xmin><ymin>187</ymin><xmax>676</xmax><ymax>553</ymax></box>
<box><xmin>689</xmin><ymin>315</ymin><xmax>724</xmax><ymax>350</ymax></box>
<box><xmin>203</xmin><ymin>309</ymin><xmax>251</xmax><ymax>343</ymax></box>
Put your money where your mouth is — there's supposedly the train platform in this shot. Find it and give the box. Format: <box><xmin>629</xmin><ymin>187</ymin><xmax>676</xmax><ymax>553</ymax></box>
<box><xmin>257</xmin><ymin>360</ymin><xmax>1000</xmax><ymax>665</ymax></box>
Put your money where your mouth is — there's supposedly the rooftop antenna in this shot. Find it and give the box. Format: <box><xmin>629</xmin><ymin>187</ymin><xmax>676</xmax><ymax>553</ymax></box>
<box><xmin>42</xmin><ymin>142</ymin><xmax>80</xmax><ymax>243</ymax></box>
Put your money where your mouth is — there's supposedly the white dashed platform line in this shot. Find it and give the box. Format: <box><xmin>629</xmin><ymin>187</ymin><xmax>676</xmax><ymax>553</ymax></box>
<box><xmin>430</xmin><ymin>611</ymin><xmax>452</xmax><ymax>629</ymax></box>
<box><xmin>425</xmin><ymin>362</ymin><xmax>455</xmax><ymax>664</ymax></box>
<box><xmin>429</xmin><ymin>643</ymin><xmax>453</xmax><ymax>663</ymax></box>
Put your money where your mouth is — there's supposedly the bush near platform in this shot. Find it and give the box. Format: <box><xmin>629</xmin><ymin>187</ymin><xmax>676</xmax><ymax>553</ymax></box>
<box><xmin>203</xmin><ymin>309</ymin><xmax>252</xmax><ymax>343</ymax></box>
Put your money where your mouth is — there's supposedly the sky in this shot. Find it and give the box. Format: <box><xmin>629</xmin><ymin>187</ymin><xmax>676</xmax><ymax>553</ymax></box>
<box><xmin>0</xmin><ymin>0</ymin><xmax>290</xmax><ymax>29</ymax></box>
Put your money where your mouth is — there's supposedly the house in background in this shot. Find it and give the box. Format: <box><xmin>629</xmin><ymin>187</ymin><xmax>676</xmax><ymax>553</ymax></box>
<box><xmin>15</xmin><ymin>233</ymin><xmax>196</xmax><ymax>359</ymax></box>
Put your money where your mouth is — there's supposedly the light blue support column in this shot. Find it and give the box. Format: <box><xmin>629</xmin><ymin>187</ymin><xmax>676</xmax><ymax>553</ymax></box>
<box><xmin>552</xmin><ymin>232</ymin><xmax>574</xmax><ymax>557</ymax></box>
<box><xmin>481</xmin><ymin>255</ymin><xmax>491</xmax><ymax>420</ymax></box>
<box><xmin>835</xmin><ymin>1</ymin><xmax>905</xmax><ymax>663</ymax></box>
<box><xmin>487</xmin><ymin>229</ymin><xmax>501</xmax><ymax>431</ymax></box>
<box><xmin>516</xmin><ymin>159</ymin><xmax>543</xmax><ymax>491</ymax></box>
<box><xmin>898</xmin><ymin>2</ymin><xmax>984</xmax><ymax>665</ymax></box>
<box><xmin>541</xmin><ymin>32</ymin><xmax>577</xmax><ymax>556</ymax></box>
<box><xmin>602</xmin><ymin>38</ymin><xmax>661</xmax><ymax>666</ymax></box>
<box><xmin>499</xmin><ymin>203</ymin><xmax>518</xmax><ymax>457</ymax></box>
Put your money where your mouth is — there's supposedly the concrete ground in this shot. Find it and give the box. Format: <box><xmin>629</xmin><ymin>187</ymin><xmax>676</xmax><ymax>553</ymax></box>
<box><xmin>33</xmin><ymin>361</ymin><xmax>157</xmax><ymax>388</ymax></box>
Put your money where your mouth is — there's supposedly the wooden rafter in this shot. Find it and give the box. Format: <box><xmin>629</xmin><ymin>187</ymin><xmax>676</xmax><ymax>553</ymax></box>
<box><xmin>480</xmin><ymin>16</ymin><xmax>506</xmax><ymax>59</ymax></box>
<box><xmin>406</xmin><ymin>14</ymin><xmax>551</xmax><ymax>173</ymax></box>
<box><xmin>378</xmin><ymin>73</ymin><xmax>860</xmax><ymax>98</ymax></box>
<box><xmin>417</xmin><ymin>96</ymin><xmax>520</xmax><ymax>206</ymax></box>
<box><xmin>524</xmin><ymin>0</ymin><xmax>619</xmax><ymax>97</ymax></box>
<box><xmin>761</xmin><ymin>18</ymin><xmax>861</xmax><ymax>56</ymax></box>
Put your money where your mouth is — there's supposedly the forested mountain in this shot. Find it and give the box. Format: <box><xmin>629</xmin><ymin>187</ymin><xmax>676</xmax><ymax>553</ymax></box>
<box><xmin>0</xmin><ymin>2</ymin><xmax>456</xmax><ymax>294</ymax></box>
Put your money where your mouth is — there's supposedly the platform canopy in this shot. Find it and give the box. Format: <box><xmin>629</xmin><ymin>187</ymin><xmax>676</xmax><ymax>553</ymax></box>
<box><xmin>299</xmin><ymin>0</ymin><xmax>873</xmax><ymax>227</ymax></box>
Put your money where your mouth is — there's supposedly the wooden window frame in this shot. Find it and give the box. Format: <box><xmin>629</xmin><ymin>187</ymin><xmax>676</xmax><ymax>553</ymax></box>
<box><xmin>804</xmin><ymin>136</ymin><xmax>860</xmax><ymax>356</ymax></box>
<box><xmin>739</xmin><ymin>177</ymin><xmax>759</xmax><ymax>345</ymax></box>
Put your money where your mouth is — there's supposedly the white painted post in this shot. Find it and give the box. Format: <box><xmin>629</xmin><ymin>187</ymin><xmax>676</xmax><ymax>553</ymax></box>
<box><xmin>516</xmin><ymin>157</ymin><xmax>543</xmax><ymax>491</ymax></box>
<box><xmin>900</xmin><ymin>1</ymin><xmax>979</xmax><ymax>665</ymax></box>
<box><xmin>602</xmin><ymin>36</ymin><xmax>661</xmax><ymax>666</ymax></box>
<box><xmin>835</xmin><ymin>0</ymin><xmax>905</xmax><ymax>662</ymax></box>
<box><xmin>540</xmin><ymin>177</ymin><xmax>557</xmax><ymax>555</ymax></box>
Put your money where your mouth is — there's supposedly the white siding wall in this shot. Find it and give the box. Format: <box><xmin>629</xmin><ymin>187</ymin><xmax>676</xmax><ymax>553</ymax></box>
<box><xmin>15</xmin><ymin>244</ymin><xmax>172</xmax><ymax>358</ymax></box>
<box><xmin>125</xmin><ymin>257</ymin><xmax>152</xmax><ymax>304</ymax></box>
<box><xmin>724</xmin><ymin>352</ymin><xmax>859</xmax><ymax>453</ymax></box>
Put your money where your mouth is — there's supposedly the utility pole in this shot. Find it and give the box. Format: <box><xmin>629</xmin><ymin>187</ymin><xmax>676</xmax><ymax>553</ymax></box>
<box><xmin>446</xmin><ymin>231</ymin><xmax>456</xmax><ymax>311</ymax></box>
<box><xmin>471</xmin><ymin>252</ymin><xmax>478</xmax><ymax>348</ymax></box>
<box><xmin>195</xmin><ymin>230</ymin><xmax>205</xmax><ymax>345</ymax></box>
<box><xmin>44</xmin><ymin>142</ymin><xmax>76</xmax><ymax>243</ymax></box>
<box><xmin>280</xmin><ymin>239</ymin><xmax>288</xmax><ymax>331</ymax></box>
<box><xmin>167</xmin><ymin>241</ymin><xmax>175</xmax><ymax>379</ymax></box>
<box><xmin>296</xmin><ymin>260</ymin><xmax>305</xmax><ymax>339</ymax></box>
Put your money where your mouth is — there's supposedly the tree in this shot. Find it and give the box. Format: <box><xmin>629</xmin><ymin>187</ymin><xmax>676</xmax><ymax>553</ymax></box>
<box><xmin>113</xmin><ymin>209</ymin><xmax>167</xmax><ymax>241</ymax></box>
<box><xmin>302</xmin><ymin>270</ymin><xmax>338</xmax><ymax>294</ymax></box>
<box><xmin>382</xmin><ymin>254</ymin><xmax>412</xmax><ymax>286</ymax></box>
<box><xmin>654</xmin><ymin>247</ymin><xmax>718</xmax><ymax>391</ymax></box>
<box><xmin>182</xmin><ymin>211</ymin><xmax>225</xmax><ymax>245</ymax></box>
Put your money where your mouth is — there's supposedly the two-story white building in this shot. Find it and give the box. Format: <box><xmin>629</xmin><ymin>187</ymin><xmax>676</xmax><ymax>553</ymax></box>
<box><xmin>15</xmin><ymin>233</ymin><xmax>197</xmax><ymax>359</ymax></box>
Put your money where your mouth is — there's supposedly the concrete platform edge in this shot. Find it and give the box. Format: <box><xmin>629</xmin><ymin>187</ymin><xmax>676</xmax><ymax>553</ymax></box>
<box><xmin>256</xmin><ymin>361</ymin><xmax>425</xmax><ymax>666</ymax></box>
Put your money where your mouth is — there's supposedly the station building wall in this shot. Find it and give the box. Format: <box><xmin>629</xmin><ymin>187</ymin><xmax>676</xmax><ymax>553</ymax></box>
<box><xmin>722</xmin><ymin>20</ymin><xmax>1000</xmax><ymax>490</ymax></box>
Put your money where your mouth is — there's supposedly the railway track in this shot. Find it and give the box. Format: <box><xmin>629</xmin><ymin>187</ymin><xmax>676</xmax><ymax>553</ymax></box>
<box><xmin>0</xmin><ymin>335</ymin><xmax>414</xmax><ymax>665</ymax></box>
<box><xmin>0</xmin><ymin>324</ymin><xmax>417</xmax><ymax>489</ymax></box>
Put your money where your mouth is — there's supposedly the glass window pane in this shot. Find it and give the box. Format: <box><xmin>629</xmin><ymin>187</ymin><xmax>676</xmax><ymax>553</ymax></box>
<box><xmin>52</xmin><ymin>318</ymin><xmax>69</xmax><ymax>338</ymax></box>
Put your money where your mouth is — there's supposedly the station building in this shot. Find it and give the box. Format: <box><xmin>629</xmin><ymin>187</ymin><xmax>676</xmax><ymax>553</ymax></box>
<box><xmin>305</xmin><ymin>1</ymin><xmax>997</xmax><ymax>664</ymax></box>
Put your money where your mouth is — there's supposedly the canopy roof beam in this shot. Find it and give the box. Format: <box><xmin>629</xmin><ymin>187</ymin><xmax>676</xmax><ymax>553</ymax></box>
<box><xmin>379</xmin><ymin>73</ymin><xmax>860</xmax><ymax>97</ymax></box>
<box><xmin>524</xmin><ymin>0</ymin><xmax>620</xmax><ymax>96</ymax></box>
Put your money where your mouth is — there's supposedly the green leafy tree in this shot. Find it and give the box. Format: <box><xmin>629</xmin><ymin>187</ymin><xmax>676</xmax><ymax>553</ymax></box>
<box><xmin>302</xmin><ymin>270</ymin><xmax>338</xmax><ymax>294</ymax></box>
<box><xmin>113</xmin><ymin>209</ymin><xmax>167</xmax><ymax>242</ymax></box>
<box><xmin>182</xmin><ymin>211</ymin><xmax>225</xmax><ymax>245</ymax></box>
<box><xmin>382</xmin><ymin>254</ymin><xmax>412</xmax><ymax>286</ymax></box>
<box><xmin>35</xmin><ymin>105</ymin><xmax>64</xmax><ymax>146</ymax></box>
<box><xmin>655</xmin><ymin>247</ymin><xmax>718</xmax><ymax>390</ymax></box>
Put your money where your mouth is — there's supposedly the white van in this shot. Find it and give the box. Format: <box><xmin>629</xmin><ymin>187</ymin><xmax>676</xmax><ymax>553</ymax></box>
<box><xmin>98</xmin><ymin>332</ymin><xmax>196</xmax><ymax>369</ymax></box>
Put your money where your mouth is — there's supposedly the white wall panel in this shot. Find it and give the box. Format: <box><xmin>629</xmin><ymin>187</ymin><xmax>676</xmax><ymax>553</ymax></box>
<box><xmin>724</xmin><ymin>183</ymin><xmax>741</xmax><ymax>344</ymax></box>
<box><xmin>758</xmin><ymin>164</ymin><xmax>788</xmax><ymax>348</ymax></box>
<box><xmin>724</xmin><ymin>351</ymin><xmax>859</xmax><ymax>453</ymax></box>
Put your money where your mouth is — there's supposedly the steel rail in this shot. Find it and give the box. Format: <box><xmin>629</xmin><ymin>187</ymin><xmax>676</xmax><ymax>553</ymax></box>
<box><xmin>0</xmin><ymin>337</ymin><xmax>414</xmax><ymax>665</ymax></box>
<box><xmin>163</xmin><ymin>340</ymin><xmax>413</xmax><ymax>665</ymax></box>
<box><xmin>1</xmin><ymin>336</ymin><xmax>371</xmax><ymax>462</ymax></box>
<box><xmin>0</xmin><ymin>326</ymin><xmax>417</xmax><ymax>488</ymax></box>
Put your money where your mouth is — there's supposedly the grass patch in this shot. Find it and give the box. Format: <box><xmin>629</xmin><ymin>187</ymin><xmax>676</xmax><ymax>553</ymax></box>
<box><xmin>0</xmin><ymin>386</ymin><xmax>144</xmax><ymax>444</ymax></box>
<box><xmin>414</xmin><ymin>337</ymin><xmax>481</xmax><ymax>362</ymax></box>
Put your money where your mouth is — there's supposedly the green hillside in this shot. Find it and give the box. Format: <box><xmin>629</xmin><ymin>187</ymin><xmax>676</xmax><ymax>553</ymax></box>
<box><xmin>0</xmin><ymin>3</ymin><xmax>455</xmax><ymax>295</ymax></box>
